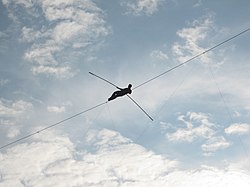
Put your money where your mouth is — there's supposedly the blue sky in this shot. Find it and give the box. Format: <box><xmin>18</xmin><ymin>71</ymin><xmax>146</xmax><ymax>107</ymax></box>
<box><xmin>1</xmin><ymin>0</ymin><xmax>250</xmax><ymax>186</ymax></box>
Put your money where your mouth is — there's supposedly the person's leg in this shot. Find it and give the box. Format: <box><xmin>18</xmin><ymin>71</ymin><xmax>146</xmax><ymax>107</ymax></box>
<box><xmin>108</xmin><ymin>91</ymin><xmax>118</xmax><ymax>101</ymax></box>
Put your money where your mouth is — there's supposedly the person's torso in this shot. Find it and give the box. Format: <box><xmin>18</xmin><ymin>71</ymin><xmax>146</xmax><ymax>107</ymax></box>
<box><xmin>121</xmin><ymin>88</ymin><xmax>132</xmax><ymax>94</ymax></box>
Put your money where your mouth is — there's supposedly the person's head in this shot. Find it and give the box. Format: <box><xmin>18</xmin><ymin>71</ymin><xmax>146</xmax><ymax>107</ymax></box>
<box><xmin>128</xmin><ymin>84</ymin><xmax>132</xmax><ymax>89</ymax></box>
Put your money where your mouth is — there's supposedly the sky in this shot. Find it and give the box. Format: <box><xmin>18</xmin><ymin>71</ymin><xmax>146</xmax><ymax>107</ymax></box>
<box><xmin>0</xmin><ymin>0</ymin><xmax>250</xmax><ymax>186</ymax></box>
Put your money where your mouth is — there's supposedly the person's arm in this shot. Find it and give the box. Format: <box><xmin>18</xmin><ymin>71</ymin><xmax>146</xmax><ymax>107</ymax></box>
<box><xmin>116</xmin><ymin>86</ymin><xmax>122</xmax><ymax>90</ymax></box>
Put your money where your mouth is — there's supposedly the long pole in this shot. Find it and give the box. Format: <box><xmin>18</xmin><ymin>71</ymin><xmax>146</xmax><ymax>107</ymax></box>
<box><xmin>89</xmin><ymin>72</ymin><xmax>153</xmax><ymax>121</ymax></box>
<box><xmin>89</xmin><ymin>72</ymin><xmax>118</xmax><ymax>88</ymax></box>
<box><xmin>127</xmin><ymin>95</ymin><xmax>153</xmax><ymax>121</ymax></box>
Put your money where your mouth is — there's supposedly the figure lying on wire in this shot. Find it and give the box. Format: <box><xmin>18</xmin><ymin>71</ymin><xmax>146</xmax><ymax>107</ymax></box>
<box><xmin>108</xmin><ymin>84</ymin><xmax>132</xmax><ymax>101</ymax></box>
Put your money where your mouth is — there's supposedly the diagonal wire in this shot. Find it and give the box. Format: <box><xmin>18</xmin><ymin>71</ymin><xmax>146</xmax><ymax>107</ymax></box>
<box><xmin>208</xmin><ymin>66</ymin><xmax>249</xmax><ymax>158</ymax></box>
<box><xmin>89</xmin><ymin>72</ymin><xmax>154</xmax><ymax>121</ymax></box>
<box><xmin>1</xmin><ymin>28</ymin><xmax>249</xmax><ymax>151</ymax></box>
<box><xmin>133</xmin><ymin>28</ymin><xmax>250</xmax><ymax>90</ymax></box>
<box><xmin>0</xmin><ymin>101</ymin><xmax>108</xmax><ymax>150</ymax></box>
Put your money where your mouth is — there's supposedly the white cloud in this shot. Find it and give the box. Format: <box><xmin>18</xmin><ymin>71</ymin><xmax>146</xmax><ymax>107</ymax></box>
<box><xmin>165</xmin><ymin>166</ymin><xmax>250</xmax><ymax>187</ymax></box>
<box><xmin>167</xmin><ymin>124</ymin><xmax>215</xmax><ymax>142</ymax></box>
<box><xmin>225</xmin><ymin>123</ymin><xmax>250</xmax><ymax>135</ymax></box>
<box><xmin>4</xmin><ymin>0</ymin><xmax>111</xmax><ymax>79</ymax></box>
<box><xmin>172</xmin><ymin>13</ymin><xmax>216</xmax><ymax>64</ymax></box>
<box><xmin>25</xmin><ymin>41</ymin><xmax>61</xmax><ymax>66</ymax></box>
<box><xmin>167</xmin><ymin>112</ymin><xmax>216</xmax><ymax>142</ymax></box>
<box><xmin>3</xmin><ymin>0</ymin><xmax>38</xmax><ymax>21</ymax></box>
<box><xmin>167</xmin><ymin>112</ymin><xmax>231</xmax><ymax>155</ymax></box>
<box><xmin>31</xmin><ymin>65</ymin><xmax>74</xmax><ymax>79</ymax></box>
<box><xmin>160</xmin><ymin>121</ymin><xmax>172</xmax><ymax>131</ymax></box>
<box><xmin>7</xmin><ymin>127</ymin><xmax>20</xmax><ymax>139</ymax></box>
<box><xmin>0</xmin><ymin>128</ymin><xmax>178</xmax><ymax>186</ymax></box>
<box><xmin>188</xmin><ymin>111</ymin><xmax>209</xmax><ymax>121</ymax></box>
<box><xmin>201</xmin><ymin>136</ymin><xmax>231</xmax><ymax>155</ymax></box>
<box><xmin>20</xmin><ymin>27</ymin><xmax>50</xmax><ymax>43</ymax></box>
<box><xmin>47</xmin><ymin>106</ymin><xmax>66</xmax><ymax>113</ymax></box>
<box><xmin>3</xmin><ymin>0</ymin><xmax>33</xmax><ymax>8</ymax></box>
<box><xmin>0</xmin><ymin>128</ymin><xmax>250</xmax><ymax>186</ymax></box>
<box><xmin>0</xmin><ymin>99</ymin><xmax>32</xmax><ymax>117</ymax></box>
<box><xmin>233</xmin><ymin>110</ymin><xmax>241</xmax><ymax>117</ymax></box>
<box><xmin>0</xmin><ymin>99</ymin><xmax>32</xmax><ymax>140</ymax></box>
<box><xmin>122</xmin><ymin>0</ymin><xmax>163</xmax><ymax>16</ymax></box>
<box><xmin>52</xmin><ymin>21</ymin><xmax>84</xmax><ymax>44</ymax></box>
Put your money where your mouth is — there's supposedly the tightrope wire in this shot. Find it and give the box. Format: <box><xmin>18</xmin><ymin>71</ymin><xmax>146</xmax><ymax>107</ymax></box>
<box><xmin>133</xmin><ymin>28</ymin><xmax>250</xmax><ymax>90</ymax></box>
<box><xmin>0</xmin><ymin>101</ymin><xmax>108</xmax><ymax>150</ymax></box>
<box><xmin>1</xmin><ymin>27</ymin><xmax>249</xmax><ymax>150</ymax></box>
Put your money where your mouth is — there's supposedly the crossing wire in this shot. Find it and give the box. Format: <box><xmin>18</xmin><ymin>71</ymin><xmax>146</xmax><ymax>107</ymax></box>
<box><xmin>0</xmin><ymin>27</ymin><xmax>249</xmax><ymax>151</ymax></box>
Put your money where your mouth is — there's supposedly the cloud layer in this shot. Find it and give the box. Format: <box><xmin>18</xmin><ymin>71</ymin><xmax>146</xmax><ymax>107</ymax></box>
<box><xmin>166</xmin><ymin>112</ymin><xmax>231</xmax><ymax>155</ymax></box>
<box><xmin>172</xmin><ymin>13</ymin><xmax>218</xmax><ymax>64</ymax></box>
<box><xmin>0</xmin><ymin>128</ymin><xmax>250</xmax><ymax>187</ymax></box>
<box><xmin>0</xmin><ymin>99</ymin><xmax>33</xmax><ymax>142</ymax></box>
<box><xmin>121</xmin><ymin>0</ymin><xmax>163</xmax><ymax>16</ymax></box>
<box><xmin>3</xmin><ymin>0</ymin><xmax>111</xmax><ymax>78</ymax></box>
<box><xmin>225</xmin><ymin>123</ymin><xmax>250</xmax><ymax>135</ymax></box>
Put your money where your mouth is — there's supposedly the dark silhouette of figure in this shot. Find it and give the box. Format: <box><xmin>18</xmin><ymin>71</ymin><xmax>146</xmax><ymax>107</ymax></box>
<box><xmin>108</xmin><ymin>84</ymin><xmax>132</xmax><ymax>101</ymax></box>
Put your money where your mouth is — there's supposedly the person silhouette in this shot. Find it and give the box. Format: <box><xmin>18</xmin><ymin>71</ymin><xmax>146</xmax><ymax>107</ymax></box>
<box><xmin>108</xmin><ymin>84</ymin><xmax>132</xmax><ymax>101</ymax></box>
